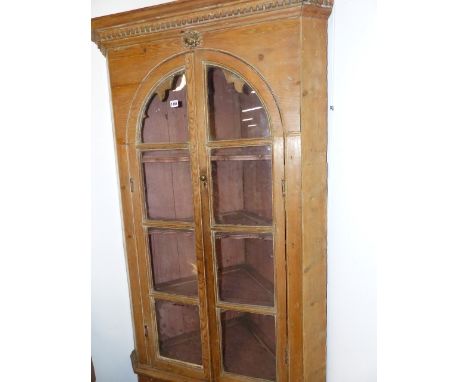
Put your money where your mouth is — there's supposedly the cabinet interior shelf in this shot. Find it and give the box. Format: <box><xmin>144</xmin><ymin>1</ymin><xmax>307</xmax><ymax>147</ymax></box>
<box><xmin>159</xmin><ymin>314</ymin><xmax>276</xmax><ymax>381</ymax></box>
<box><xmin>211</xmin><ymin>154</ymin><xmax>272</xmax><ymax>161</ymax></box>
<box><xmin>155</xmin><ymin>264</ymin><xmax>274</xmax><ymax>307</ymax></box>
<box><xmin>142</xmin><ymin>156</ymin><xmax>190</xmax><ymax>163</ymax></box>
<box><xmin>141</xmin><ymin>154</ymin><xmax>272</xmax><ymax>163</ymax></box>
<box><xmin>216</xmin><ymin>210</ymin><xmax>272</xmax><ymax>226</ymax></box>
<box><xmin>145</xmin><ymin>212</ymin><xmax>271</xmax><ymax>228</ymax></box>
<box><xmin>159</xmin><ymin>327</ymin><xmax>203</xmax><ymax>366</ymax></box>
<box><xmin>222</xmin><ymin>315</ymin><xmax>276</xmax><ymax>381</ymax></box>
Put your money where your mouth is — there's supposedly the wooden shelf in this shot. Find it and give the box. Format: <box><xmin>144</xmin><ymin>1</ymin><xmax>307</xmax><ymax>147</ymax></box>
<box><xmin>155</xmin><ymin>264</ymin><xmax>274</xmax><ymax>307</ymax></box>
<box><xmin>143</xmin><ymin>152</ymin><xmax>272</xmax><ymax>163</ymax></box>
<box><xmin>222</xmin><ymin>316</ymin><xmax>276</xmax><ymax>381</ymax></box>
<box><xmin>216</xmin><ymin>210</ymin><xmax>272</xmax><ymax>226</ymax></box>
<box><xmin>159</xmin><ymin>315</ymin><xmax>276</xmax><ymax>380</ymax></box>
<box><xmin>155</xmin><ymin>274</ymin><xmax>198</xmax><ymax>297</ymax></box>
<box><xmin>159</xmin><ymin>328</ymin><xmax>202</xmax><ymax>366</ymax></box>
<box><xmin>211</xmin><ymin>154</ymin><xmax>271</xmax><ymax>161</ymax></box>
<box><xmin>142</xmin><ymin>156</ymin><xmax>190</xmax><ymax>163</ymax></box>
<box><xmin>219</xmin><ymin>265</ymin><xmax>274</xmax><ymax>307</ymax></box>
<box><xmin>215</xmin><ymin>232</ymin><xmax>272</xmax><ymax>240</ymax></box>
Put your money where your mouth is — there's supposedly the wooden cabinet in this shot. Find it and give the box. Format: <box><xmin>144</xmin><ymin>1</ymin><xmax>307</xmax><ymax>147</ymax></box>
<box><xmin>91</xmin><ymin>1</ymin><xmax>332</xmax><ymax>381</ymax></box>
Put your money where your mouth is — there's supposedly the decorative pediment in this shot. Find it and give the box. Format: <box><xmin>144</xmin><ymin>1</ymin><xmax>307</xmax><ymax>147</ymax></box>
<box><xmin>92</xmin><ymin>0</ymin><xmax>333</xmax><ymax>54</ymax></box>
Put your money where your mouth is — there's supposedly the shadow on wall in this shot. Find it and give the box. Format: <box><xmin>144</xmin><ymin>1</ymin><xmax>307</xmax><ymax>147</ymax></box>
<box><xmin>92</xmin><ymin>359</ymin><xmax>96</xmax><ymax>382</ymax></box>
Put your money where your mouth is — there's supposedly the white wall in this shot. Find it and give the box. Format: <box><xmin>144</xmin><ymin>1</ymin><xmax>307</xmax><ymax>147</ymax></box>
<box><xmin>91</xmin><ymin>44</ymin><xmax>137</xmax><ymax>382</ymax></box>
<box><xmin>91</xmin><ymin>1</ymin><xmax>377</xmax><ymax>381</ymax></box>
<box><xmin>326</xmin><ymin>1</ymin><xmax>376</xmax><ymax>381</ymax></box>
<box><xmin>91</xmin><ymin>3</ymin><xmax>174</xmax><ymax>382</ymax></box>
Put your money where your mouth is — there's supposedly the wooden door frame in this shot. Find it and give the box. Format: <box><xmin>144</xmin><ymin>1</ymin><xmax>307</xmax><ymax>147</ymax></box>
<box><xmin>122</xmin><ymin>49</ymin><xmax>288</xmax><ymax>382</ymax></box>
<box><xmin>193</xmin><ymin>49</ymin><xmax>288</xmax><ymax>382</ymax></box>
<box><xmin>124</xmin><ymin>52</ymin><xmax>212</xmax><ymax>381</ymax></box>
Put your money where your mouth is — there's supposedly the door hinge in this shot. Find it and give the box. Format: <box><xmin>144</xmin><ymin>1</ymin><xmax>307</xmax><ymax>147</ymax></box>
<box><xmin>281</xmin><ymin>179</ymin><xmax>286</xmax><ymax>197</ymax></box>
<box><xmin>130</xmin><ymin>177</ymin><xmax>135</xmax><ymax>193</ymax></box>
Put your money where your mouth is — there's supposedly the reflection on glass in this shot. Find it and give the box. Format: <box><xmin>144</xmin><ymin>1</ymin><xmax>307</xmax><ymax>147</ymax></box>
<box><xmin>155</xmin><ymin>301</ymin><xmax>202</xmax><ymax>365</ymax></box>
<box><xmin>211</xmin><ymin>146</ymin><xmax>272</xmax><ymax>226</ymax></box>
<box><xmin>141</xmin><ymin>72</ymin><xmax>188</xmax><ymax>143</ymax></box>
<box><xmin>215</xmin><ymin>233</ymin><xmax>274</xmax><ymax>306</ymax></box>
<box><xmin>149</xmin><ymin>229</ymin><xmax>198</xmax><ymax>297</ymax></box>
<box><xmin>221</xmin><ymin>311</ymin><xmax>276</xmax><ymax>380</ymax></box>
<box><xmin>207</xmin><ymin>67</ymin><xmax>269</xmax><ymax>140</ymax></box>
<box><xmin>142</xmin><ymin>150</ymin><xmax>193</xmax><ymax>221</ymax></box>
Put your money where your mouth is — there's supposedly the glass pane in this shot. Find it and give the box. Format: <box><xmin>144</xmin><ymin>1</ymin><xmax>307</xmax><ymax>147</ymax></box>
<box><xmin>149</xmin><ymin>229</ymin><xmax>198</xmax><ymax>297</ymax></box>
<box><xmin>215</xmin><ymin>233</ymin><xmax>274</xmax><ymax>306</ymax></box>
<box><xmin>221</xmin><ymin>311</ymin><xmax>276</xmax><ymax>380</ymax></box>
<box><xmin>142</xmin><ymin>150</ymin><xmax>193</xmax><ymax>221</ymax></box>
<box><xmin>155</xmin><ymin>301</ymin><xmax>202</xmax><ymax>365</ymax></box>
<box><xmin>141</xmin><ymin>72</ymin><xmax>188</xmax><ymax>143</ymax></box>
<box><xmin>211</xmin><ymin>146</ymin><xmax>272</xmax><ymax>226</ymax></box>
<box><xmin>207</xmin><ymin>67</ymin><xmax>269</xmax><ymax>140</ymax></box>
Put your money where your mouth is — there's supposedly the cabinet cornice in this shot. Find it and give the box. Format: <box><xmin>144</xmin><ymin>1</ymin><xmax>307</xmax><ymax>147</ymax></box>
<box><xmin>91</xmin><ymin>0</ymin><xmax>333</xmax><ymax>54</ymax></box>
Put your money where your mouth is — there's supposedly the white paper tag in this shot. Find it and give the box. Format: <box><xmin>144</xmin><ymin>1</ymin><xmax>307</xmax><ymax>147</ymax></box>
<box><xmin>170</xmin><ymin>100</ymin><xmax>180</xmax><ymax>108</ymax></box>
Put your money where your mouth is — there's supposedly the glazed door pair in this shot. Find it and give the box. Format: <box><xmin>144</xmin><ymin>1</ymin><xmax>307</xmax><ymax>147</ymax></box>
<box><xmin>130</xmin><ymin>51</ymin><xmax>286</xmax><ymax>382</ymax></box>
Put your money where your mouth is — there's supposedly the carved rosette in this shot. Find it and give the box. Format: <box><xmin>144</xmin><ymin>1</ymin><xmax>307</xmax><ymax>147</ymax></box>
<box><xmin>182</xmin><ymin>31</ymin><xmax>202</xmax><ymax>49</ymax></box>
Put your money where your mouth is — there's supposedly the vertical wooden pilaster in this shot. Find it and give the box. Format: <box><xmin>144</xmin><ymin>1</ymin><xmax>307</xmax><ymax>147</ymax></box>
<box><xmin>300</xmin><ymin>14</ymin><xmax>329</xmax><ymax>382</ymax></box>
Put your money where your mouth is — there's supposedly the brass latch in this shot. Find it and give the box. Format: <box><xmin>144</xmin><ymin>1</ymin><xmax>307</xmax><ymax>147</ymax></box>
<box><xmin>200</xmin><ymin>174</ymin><xmax>207</xmax><ymax>188</ymax></box>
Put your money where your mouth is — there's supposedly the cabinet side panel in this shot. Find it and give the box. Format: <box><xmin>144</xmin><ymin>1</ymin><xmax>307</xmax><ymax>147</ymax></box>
<box><xmin>300</xmin><ymin>17</ymin><xmax>329</xmax><ymax>382</ymax></box>
<box><xmin>285</xmin><ymin>134</ymin><xmax>303</xmax><ymax>381</ymax></box>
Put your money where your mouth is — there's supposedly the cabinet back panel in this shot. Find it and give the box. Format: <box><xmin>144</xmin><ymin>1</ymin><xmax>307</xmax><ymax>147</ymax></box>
<box><xmin>142</xmin><ymin>83</ymin><xmax>188</xmax><ymax>144</ymax></box>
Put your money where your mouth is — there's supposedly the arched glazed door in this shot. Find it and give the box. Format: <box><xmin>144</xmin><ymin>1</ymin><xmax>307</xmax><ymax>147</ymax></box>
<box><xmin>127</xmin><ymin>51</ymin><xmax>287</xmax><ymax>382</ymax></box>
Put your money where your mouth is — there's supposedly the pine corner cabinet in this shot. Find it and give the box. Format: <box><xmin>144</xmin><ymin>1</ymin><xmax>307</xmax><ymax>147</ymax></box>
<box><xmin>91</xmin><ymin>1</ymin><xmax>332</xmax><ymax>381</ymax></box>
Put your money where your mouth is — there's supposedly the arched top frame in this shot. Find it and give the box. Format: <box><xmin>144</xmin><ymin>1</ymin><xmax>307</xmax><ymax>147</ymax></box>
<box><xmin>125</xmin><ymin>50</ymin><xmax>284</xmax><ymax>145</ymax></box>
